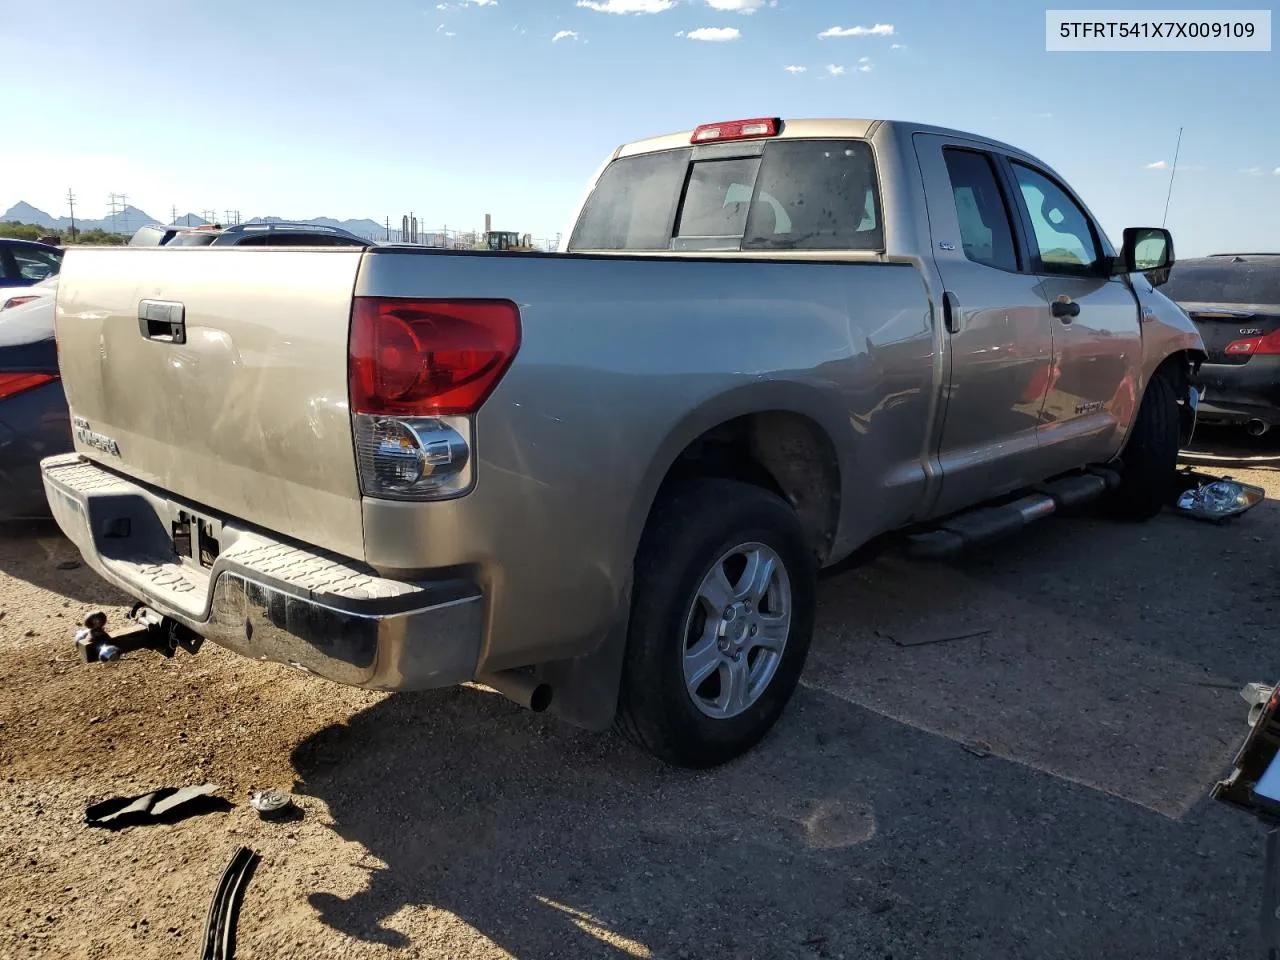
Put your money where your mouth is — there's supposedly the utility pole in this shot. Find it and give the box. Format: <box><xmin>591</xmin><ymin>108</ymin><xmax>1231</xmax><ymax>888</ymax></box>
<box><xmin>171</xmin><ymin>204</ymin><xmax>178</xmax><ymax>226</ymax></box>
<box><xmin>66</xmin><ymin>189</ymin><xmax>77</xmax><ymax>241</ymax></box>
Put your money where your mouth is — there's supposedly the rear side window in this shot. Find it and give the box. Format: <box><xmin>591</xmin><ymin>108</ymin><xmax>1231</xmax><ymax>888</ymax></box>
<box><xmin>168</xmin><ymin>232</ymin><xmax>219</xmax><ymax>246</ymax></box>
<box><xmin>569</xmin><ymin>151</ymin><xmax>688</xmax><ymax>251</ymax></box>
<box><xmin>1162</xmin><ymin>259</ymin><xmax>1280</xmax><ymax>305</ymax></box>
<box><xmin>569</xmin><ymin>139</ymin><xmax>882</xmax><ymax>253</ymax></box>
<box><xmin>942</xmin><ymin>149</ymin><xmax>1019</xmax><ymax>272</ymax></box>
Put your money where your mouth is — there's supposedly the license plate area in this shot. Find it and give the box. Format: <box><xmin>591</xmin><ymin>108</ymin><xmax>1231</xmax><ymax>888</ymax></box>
<box><xmin>172</xmin><ymin>509</ymin><xmax>222</xmax><ymax>569</ymax></box>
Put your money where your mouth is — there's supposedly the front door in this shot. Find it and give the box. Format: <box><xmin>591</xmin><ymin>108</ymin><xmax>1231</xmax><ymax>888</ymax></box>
<box><xmin>1004</xmin><ymin>160</ymin><xmax>1143</xmax><ymax>473</ymax></box>
<box><xmin>913</xmin><ymin>134</ymin><xmax>1056</xmax><ymax>517</ymax></box>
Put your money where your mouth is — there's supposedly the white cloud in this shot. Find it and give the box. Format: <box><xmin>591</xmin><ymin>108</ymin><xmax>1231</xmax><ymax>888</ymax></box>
<box><xmin>819</xmin><ymin>23</ymin><xmax>894</xmax><ymax>38</ymax></box>
<box><xmin>1240</xmin><ymin>166</ymin><xmax>1266</xmax><ymax>176</ymax></box>
<box><xmin>1275</xmin><ymin>167</ymin><xmax>1280</xmax><ymax>175</ymax></box>
<box><xmin>858</xmin><ymin>56</ymin><xmax>872</xmax><ymax>72</ymax></box>
<box><xmin>826</xmin><ymin>64</ymin><xmax>845</xmax><ymax>75</ymax></box>
<box><xmin>577</xmin><ymin>0</ymin><xmax>674</xmax><ymax>12</ymax></box>
<box><xmin>784</xmin><ymin>65</ymin><xmax>807</xmax><ymax>73</ymax></box>
<box><xmin>552</xmin><ymin>29</ymin><xmax>580</xmax><ymax>41</ymax></box>
<box><xmin>1033</xmin><ymin>111</ymin><xmax>1053</xmax><ymax>118</ymax></box>
<box><xmin>1145</xmin><ymin>160</ymin><xmax>1168</xmax><ymax>170</ymax></box>
<box><xmin>686</xmin><ymin>26</ymin><xmax>740</xmax><ymax>40</ymax></box>
<box><xmin>890</xmin><ymin>42</ymin><xmax>904</xmax><ymax>49</ymax></box>
<box><xmin>705</xmin><ymin>0</ymin><xmax>774</xmax><ymax>12</ymax></box>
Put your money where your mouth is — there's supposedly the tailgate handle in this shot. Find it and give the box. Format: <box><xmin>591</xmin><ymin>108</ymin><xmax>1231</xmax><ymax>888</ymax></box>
<box><xmin>138</xmin><ymin>300</ymin><xmax>186</xmax><ymax>344</ymax></box>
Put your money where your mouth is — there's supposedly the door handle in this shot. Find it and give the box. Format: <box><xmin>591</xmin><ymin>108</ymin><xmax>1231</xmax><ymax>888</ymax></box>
<box><xmin>942</xmin><ymin>291</ymin><xmax>961</xmax><ymax>334</ymax></box>
<box><xmin>138</xmin><ymin>299</ymin><xmax>186</xmax><ymax>344</ymax></box>
<box><xmin>1051</xmin><ymin>298</ymin><xmax>1080</xmax><ymax>322</ymax></box>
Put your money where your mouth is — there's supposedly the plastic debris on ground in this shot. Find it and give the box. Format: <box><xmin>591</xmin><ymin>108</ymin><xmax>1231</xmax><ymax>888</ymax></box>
<box><xmin>85</xmin><ymin>784</ymin><xmax>232</xmax><ymax>830</ymax></box>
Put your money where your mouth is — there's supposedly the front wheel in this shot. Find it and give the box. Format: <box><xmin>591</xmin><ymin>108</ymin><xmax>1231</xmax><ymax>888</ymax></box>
<box><xmin>1110</xmin><ymin>369</ymin><xmax>1180</xmax><ymax>521</ymax></box>
<box><xmin>615</xmin><ymin>479</ymin><xmax>817</xmax><ymax>768</ymax></box>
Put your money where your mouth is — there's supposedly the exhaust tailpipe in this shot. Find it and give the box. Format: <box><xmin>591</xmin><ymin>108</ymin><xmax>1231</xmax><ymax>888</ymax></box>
<box><xmin>478</xmin><ymin>669</ymin><xmax>553</xmax><ymax>713</ymax></box>
<box><xmin>1246</xmin><ymin>419</ymin><xmax>1270</xmax><ymax>437</ymax></box>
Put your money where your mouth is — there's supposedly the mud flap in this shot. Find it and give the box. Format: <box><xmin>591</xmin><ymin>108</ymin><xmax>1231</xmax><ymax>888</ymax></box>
<box><xmin>535</xmin><ymin>581</ymin><xmax>631</xmax><ymax>732</ymax></box>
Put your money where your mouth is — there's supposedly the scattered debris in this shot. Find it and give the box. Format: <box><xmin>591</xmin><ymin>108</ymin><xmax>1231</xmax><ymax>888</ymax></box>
<box><xmin>1173</xmin><ymin>469</ymin><xmax>1265</xmax><ymax>523</ymax></box>
<box><xmin>55</xmin><ymin>560</ymin><xmax>81</xmax><ymax>571</ymax></box>
<box><xmin>200</xmin><ymin>846</ymin><xmax>260</xmax><ymax>960</ymax></box>
<box><xmin>962</xmin><ymin>740</ymin><xmax>992</xmax><ymax>758</ymax></box>
<box><xmin>882</xmin><ymin>627</ymin><xmax>991</xmax><ymax>648</ymax></box>
<box><xmin>85</xmin><ymin>784</ymin><xmax>230</xmax><ymax>830</ymax></box>
<box><xmin>249</xmin><ymin>788</ymin><xmax>297</xmax><ymax>821</ymax></box>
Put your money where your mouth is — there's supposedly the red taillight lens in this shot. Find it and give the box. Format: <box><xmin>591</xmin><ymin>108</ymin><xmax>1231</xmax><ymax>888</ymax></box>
<box><xmin>1225</xmin><ymin>329</ymin><xmax>1280</xmax><ymax>356</ymax></box>
<box><xmin>349</xmin><ymin>298</ymin><xmax>521</xmax><ymax>416</ymax></box>
<box><xmin>1</xmin><ymin>296</ymin><xmax>39</xmax><ymax>311</ymax></box>
<box><xmin>0</xmin><ymin>372</ymin><xmax>58</xmax><ymax>400</ymax></box>
<box><xmin>691</xmin><ymin>117</ymin><xmax>781</xmax><ymax>144</ymax></box>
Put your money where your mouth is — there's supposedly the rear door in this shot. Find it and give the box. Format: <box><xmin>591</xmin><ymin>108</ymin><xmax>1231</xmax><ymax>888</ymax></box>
<box><xmin>913</xmin><ymin>133</ymin><xmax>1056</xmax><ymax>514</ymax></box>
<box><xmin>55</xmin><ymin>247</ymin><xmax>369</xmax><ymax>559</ymax></box>
<box><xmin>1002</xmin><ymin>159</ymin><xmax>1142</xmax><ymax>473</ymax></box>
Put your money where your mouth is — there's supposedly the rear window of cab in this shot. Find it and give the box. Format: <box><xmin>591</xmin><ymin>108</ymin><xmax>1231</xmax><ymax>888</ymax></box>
<box><xmin>569</xmin><ymin>139</ymin><xmax>882</xmax><ymax>253</ymax></box>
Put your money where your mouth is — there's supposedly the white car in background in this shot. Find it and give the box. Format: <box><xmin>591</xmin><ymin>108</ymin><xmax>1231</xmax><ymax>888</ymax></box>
<box><xmin>1</xmin><ymin>273</ymin><xmax>58</xmax><ymax>315</ymax></box>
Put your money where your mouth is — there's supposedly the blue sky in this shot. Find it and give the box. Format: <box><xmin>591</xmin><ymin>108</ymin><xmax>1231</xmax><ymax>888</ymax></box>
<box><xmin>1</xmin><ymin>0</ymin><xmax>1276</xmax><ymax>253</ymax></box>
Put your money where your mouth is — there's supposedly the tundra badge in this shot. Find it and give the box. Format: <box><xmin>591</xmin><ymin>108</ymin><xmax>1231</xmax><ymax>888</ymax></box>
<box><xmin>72</xmin><ymin>416</ymin><xmax>121</xmax><ymax>457</ymax></box>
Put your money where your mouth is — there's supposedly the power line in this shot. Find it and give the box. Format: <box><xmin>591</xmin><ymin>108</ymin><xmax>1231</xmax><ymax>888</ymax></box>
<box><xmin>66</xmin><ymin>189</ymin><xmax>77</xmax><ymax>240</ymax></box>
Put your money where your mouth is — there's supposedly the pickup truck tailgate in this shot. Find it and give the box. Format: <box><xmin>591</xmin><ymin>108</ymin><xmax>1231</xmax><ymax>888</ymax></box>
<box><xmin>56</xmin><ymin>248</ymin><xmax>367</xmax><ymax>560</ymax></box>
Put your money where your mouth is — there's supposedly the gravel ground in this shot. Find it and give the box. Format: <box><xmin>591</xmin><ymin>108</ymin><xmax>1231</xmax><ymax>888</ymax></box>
<box><xmin>2</xmin><ymin>438</ymin><xmax>1279</xmax><ymax>959</ymax></box>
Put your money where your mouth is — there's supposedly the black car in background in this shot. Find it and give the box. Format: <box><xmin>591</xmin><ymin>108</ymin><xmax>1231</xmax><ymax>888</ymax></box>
<box><xmin>0</xmin><ymin>282</ymin><xmax>67</xmax><ymax>519</ymax></box>
<box><xmin>1162</xmin><ymin>253</ymin><xmax>1280</xmax><ymax>435</ymax></box>
<box><xmin>130</xmin><ymin>221</ymin><xmax>371</xmax><ymax>247</ymax></box>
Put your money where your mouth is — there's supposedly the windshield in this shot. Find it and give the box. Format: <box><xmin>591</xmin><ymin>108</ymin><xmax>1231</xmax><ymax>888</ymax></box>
<box><xmin>569</xmin><ymin>138</ymin><xmax>882</xmax><ymax>253</ymax></box>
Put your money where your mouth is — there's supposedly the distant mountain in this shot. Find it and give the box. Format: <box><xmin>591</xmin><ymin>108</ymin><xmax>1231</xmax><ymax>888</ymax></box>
<box><xmin>5</xmin><ymin>202</ymin><xmax>409</xmax><ymax>241</ymax></box>
<box><xmin>1</xmin><ymin>201</ymin><xmax>160</xmax><ymax>235</ymax></box>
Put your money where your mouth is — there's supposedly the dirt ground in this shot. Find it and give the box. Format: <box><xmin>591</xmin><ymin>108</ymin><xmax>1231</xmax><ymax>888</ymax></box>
<box><xmin>3</xmin><ymin>436</ymin><xmax>1280</xmax><ymax>960</ymax></box>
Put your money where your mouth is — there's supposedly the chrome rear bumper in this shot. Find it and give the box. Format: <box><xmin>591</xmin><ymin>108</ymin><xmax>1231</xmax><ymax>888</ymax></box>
<box><xmin>40</xmin><ymin>454</ymin><xmax>483</xmax><ymax>692</ymax></box>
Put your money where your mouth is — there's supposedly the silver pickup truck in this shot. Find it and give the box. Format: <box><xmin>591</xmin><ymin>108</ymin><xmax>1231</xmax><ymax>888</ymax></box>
<box><xmin>42</xmin><ymin>117</ymin><xmax>1205</xmax><ymax>768</ymax></box>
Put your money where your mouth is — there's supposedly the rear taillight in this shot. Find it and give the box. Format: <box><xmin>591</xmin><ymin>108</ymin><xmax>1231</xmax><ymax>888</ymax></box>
<box><xmin>691</xmin><ymin>117</ymin><xmax>781</xmax><ymax>144</ymax></box>
<box><xmin>1</xmin><ymin>296</ymin><xmax>39</xmax><ymax>311</ymax></box>
<box><xmin>349</xmin><ymin>297</ymin><xmax>520</xmax><ymax>501</ymax></box>
<box><xmin>350</xmin><ymin>297</ymin><xmax>520</xmax><ymax>417</ymax></box>
<box><xmin>0</xmin><ymin>372</ymin><xmax>58</xmax><ymax>400</ymax></box>
<box><xmin>1224</xmin><ymin>329</ymin><xmax>1280</xmax><ymax>356</ymax></box>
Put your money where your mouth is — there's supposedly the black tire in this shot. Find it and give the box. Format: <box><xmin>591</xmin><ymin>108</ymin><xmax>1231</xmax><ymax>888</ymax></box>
<box><xmin>614</xmin><ymin>478</ymin><xmax>817</xmax><ymax>768</ymax></box>
<box><xmin>1110</xmin><ymin>370</ymin><xmax>1180</xmax><ymax>521</ymax></box>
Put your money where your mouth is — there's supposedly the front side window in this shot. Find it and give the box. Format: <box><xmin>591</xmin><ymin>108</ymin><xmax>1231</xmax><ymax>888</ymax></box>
<box><xmin>1010</xmin><ymin>162</ymin><xmax>1100</xmax><ymax>274</ymax></box>
<box><xmin>12</xmin><ymin>247</ymin><xmax>62</xmax><ymax>281</ymax></box>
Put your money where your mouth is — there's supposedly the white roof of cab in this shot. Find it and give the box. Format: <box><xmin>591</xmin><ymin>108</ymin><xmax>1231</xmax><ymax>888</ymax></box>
<box><xmin>615</xmin><ymin>118</ymin><xmax>1035</xmax><ymax>164</ymax></box>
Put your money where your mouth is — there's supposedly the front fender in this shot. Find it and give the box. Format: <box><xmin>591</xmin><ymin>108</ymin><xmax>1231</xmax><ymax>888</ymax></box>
<box><xmin>1133</xmin><ymin>276</ymin><xmax>1207</xmax><ymax>385</ymax></box>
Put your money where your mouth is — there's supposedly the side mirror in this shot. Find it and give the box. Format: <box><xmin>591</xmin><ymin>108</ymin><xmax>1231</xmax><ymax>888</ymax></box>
<box><xmin>1119</xmin><ymin>226</ymin><xmax>1175</xmax><ymax>275</ymax></box>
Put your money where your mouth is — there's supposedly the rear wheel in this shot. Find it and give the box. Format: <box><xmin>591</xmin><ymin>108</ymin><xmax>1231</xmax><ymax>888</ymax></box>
<box><xmin>1110</xmin><ymin>369</ymin><xmax>1180</xmax><ymax>521</ymax></box>
<box><xmin>615</xmin><ymin>479</ymin><xmax>816</xmax><ymax>768</ymax></box>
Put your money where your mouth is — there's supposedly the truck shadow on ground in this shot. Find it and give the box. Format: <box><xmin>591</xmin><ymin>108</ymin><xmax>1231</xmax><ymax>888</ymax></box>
<box><xmin>0</xmin><ymin>519</ymin><xmax>131</xmax><ymax>606</ymax></box>
<box><xmin>292</xmin><ymin>510</ymin><xmax>1271</xmax><ymax>960</ymax></box>
<box><xmin>290</xmin><ymin>491</ymin><xmax>1279</xmax><ymax>958</ymax></box>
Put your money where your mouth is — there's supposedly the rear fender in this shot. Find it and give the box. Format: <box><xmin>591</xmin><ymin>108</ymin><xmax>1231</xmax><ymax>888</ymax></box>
<box><xmin>623</xmin><ymin>379</ymin><xmax>856</xmax><ymax>575</ymax></box>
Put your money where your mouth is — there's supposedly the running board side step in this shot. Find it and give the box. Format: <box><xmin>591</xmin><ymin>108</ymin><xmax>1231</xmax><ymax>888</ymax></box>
<box><xmin>905</xmin><ymin>468</ymin><xmax>1119</xmax><ymax>559</ymax></box>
